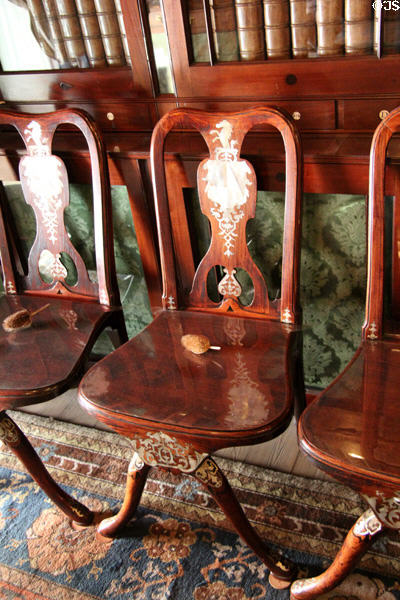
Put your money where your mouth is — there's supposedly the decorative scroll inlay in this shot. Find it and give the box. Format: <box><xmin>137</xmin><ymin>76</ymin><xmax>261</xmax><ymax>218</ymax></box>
<box><xmin>21</xmin><ymin>121</ymin><xmax>64</xmax><ymax>245</ymax></box>
<box><xmin>224</xmin><ymin>318</ymin><xmax>246</xmax><ymax>346</ymax></box>
<box><xmin>282</xmin><ymin>307</ymin><xmax>293</xmax><ymax>323</ymax></box>
<box><xmin>6</xmin><ymin>281</ymin><xmax>16</xmax><ymax>294</ymax></box>
<box><xmin>353</xmin><ymin>508</ymin><xmax>383</xmax><ymax>536</ymax></box>
<box><xmin>48</xmin><ymin>251</ymin><xmax>68</xmax><ymax>280</ymax></box>
<box><xmin>218</xmin><ymin>267</ymin><xmax>242</xmax><ymax>298</ymax></box>
<box><xmin>167</xmin><ymin>296</ymin><xmax>177</xmax><ymax>310</ymax></box>
<box><xmin>203</xmin><ymin>120</ymin><xmax>252</xmax><ymax>257</ymax></box>
<box><xmin>367</xmin><ymin>322</ymin><xmax>378</xmax><ymax>340</ymax></box>
<box><xmin>130</xmin><ymin>431</ymin><xmax>207</xmax><ymax>473</ymax></box>
<box><xmin>195</xmin><ymin>457</ymin><xmax>223</xmax><ymax>488</ymax></box>
<box><xmin>362</xmin><ymin>490</ymin><xmax>400</xmax><ymax>530</ymax></box>
<box><xmin>128</xmin><ymin>451</ymin><xmax>145</xmax><ymax>473</ymax></box>
<box><xmin>226</xmin><ymin>352</ymin><xmax>267</xmax><ymax>426</ymax></box>
<box><xmin>59</xmin><ymin>309</ymin><xmax>78</xmax><ymax>330</ymax></box>
<box><xmin>0</xmin><ymin>415</ymin><xmax>20</xmax><ymax>445</ymax></box>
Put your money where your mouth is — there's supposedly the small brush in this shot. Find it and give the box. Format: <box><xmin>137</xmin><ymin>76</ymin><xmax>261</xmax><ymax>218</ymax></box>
<box><xmin>181</xmin><ymin>334</ymin><xmax>221</xmax><ymax>355</ymax></box>
<box><xmin>2</xmin><ymin>303</ymin><xmax>50</xmax><ymax>333</ymax></box>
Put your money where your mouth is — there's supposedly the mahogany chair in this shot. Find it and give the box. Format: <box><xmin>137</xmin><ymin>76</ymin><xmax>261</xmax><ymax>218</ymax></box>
<box><xmin>290</xmin><ymin>107</ymin><xmax>400</xmax><ymax>599</ymax></box>
<box><xmin>79</xmin><ymin>106</ymin><xmax>304</xmax><ymax>588</ymax></box>
<box><xmin>0</xmin><ymin>108</ymin><xmax>127</xmax><ymax>526</ymax></box>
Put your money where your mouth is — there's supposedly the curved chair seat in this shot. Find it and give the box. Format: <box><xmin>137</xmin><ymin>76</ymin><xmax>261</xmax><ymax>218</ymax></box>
<box><xmin>0</xmin><ymin>294</ymin><xmax>116</xmax><ymax>404</ymax></box>
<box><xmin>291</xmin><ymin>105</ymin><xmax>400</xmax><ymax>599</ymax></box>
<box><xmin>80</xmin><ymin>310</ymin><xmax>299</xmax><ymax>448</ymax></box>
<box><xmin>299</xmin><ymin>339</ymin><xmax>400</xmax><ymax>494</ymax></box>
<box><xmin>0</xmin><ymin>109</ymin><xmax>127</xmax><ymax>529</ymax></box>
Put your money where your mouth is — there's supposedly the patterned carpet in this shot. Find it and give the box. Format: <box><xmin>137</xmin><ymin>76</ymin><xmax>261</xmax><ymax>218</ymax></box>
<box><xmin>0</xmin><ymin>411</ymin><xmax>399</xmax><ymax>599</ymax></box>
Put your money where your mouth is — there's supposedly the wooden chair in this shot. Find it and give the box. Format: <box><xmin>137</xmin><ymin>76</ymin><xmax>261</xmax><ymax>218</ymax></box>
<box><xmin>0</xmin><ymin>108</ymin><xmax>127</xmax><ymax>526</ymax></box>
<box><xmin>290</xmin><ymin>107</ymin><xmax>400</xmax><ymax>599</ymax></box>
<box><xmin>78</xmin><ymin>106</ymin><xmax>304</xmax><ymax>588</ymax></box>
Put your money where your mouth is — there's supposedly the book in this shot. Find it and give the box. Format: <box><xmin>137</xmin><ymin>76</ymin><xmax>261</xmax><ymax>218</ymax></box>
<box><xmin>93</xmin><ymin>0</ymin><xmax>126</xmax><ymax>66</ymax></box>
<box><xmin>316</xmin><ymin>0</ymin><xmax>344</xmax><ymax>56</ymax></box>
<box><xmin>344</xmin><ymin>0</ymin><xmax>372</xmax><ymax>55</ymax></box>
<box><xmin>114</xmin><ymin>0</ymin><xmax>131</xmax><ymax>66</ymax></box>
<box><xmin>235</xmin><ymin>0</ymin><xmax>265</xmax><ymax>60</ymax></box>
<box><xmin>75</xmin><ymin>0</ymin><xmax>107</xmax><ymax>67</ymax></box>
<box><xmin>210</xmin><ymin>0</ymin><xmax>240</xmax><ymax>61</ymax></box>
<box><xmin>55</xmin><ymin>0</ymin><xmax>88</xmax><ymax>67</ymax></box>
<box><xmin>41</xmin><ymin>0</ymin><xmax>70</xmax><ymax>67</ymax></box>
<box><xmin>188</xmin><ymin>0</ymin><xmax>210</xmax><ymax>62</ymax></box>
<box><xmin>289</xmin><ymin>0</ymin><xmax>316</xmax><ymax>58</ymax></box>
<box><xmin>263</xmin><ymin>0</ymin><xmax>290</xmax><ymax>59</ymax></box>
<box><xmin>374</xmin><ymin>6</ymin><xmax>400</xmax><ymax>55</ymax></box>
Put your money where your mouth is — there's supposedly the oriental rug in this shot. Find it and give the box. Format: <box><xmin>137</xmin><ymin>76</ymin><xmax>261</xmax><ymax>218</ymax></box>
<box><xmin>0</xmin><ymin>410</ymin><xmax>398</xmax><ymax>600</ymax></box>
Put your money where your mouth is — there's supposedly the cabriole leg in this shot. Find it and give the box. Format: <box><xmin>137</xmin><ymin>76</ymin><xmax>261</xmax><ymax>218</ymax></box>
<box><xmin>290</xmin><ymin>509</ymin><xmax>384</xmax><ymax>599</ymax></box>
<box><xmin>0</xmin><ymin>411</ymin><xmax>93</xmax><ymax>525</ymax></box>
<box><xmin>193</xmin><ymin>456</ymin><xmax>296</xmax><ymax>587</ymax></box>
<box><xmin>98</xmin><ymin>452</ymin><xmax>151</xmax><ymax>537</ymax></box>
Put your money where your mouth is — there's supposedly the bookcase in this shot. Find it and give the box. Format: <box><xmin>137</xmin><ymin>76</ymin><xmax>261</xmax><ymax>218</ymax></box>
<box><xmin>1</xmin><ymin>0</ymin><xmax>400</xmax><ymax>390</ymax></box>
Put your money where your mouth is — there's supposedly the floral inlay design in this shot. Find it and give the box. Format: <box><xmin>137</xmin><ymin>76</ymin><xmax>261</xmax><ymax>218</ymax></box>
<box><xmin>203</xmin><ymin>120</ymin><xmax>252</xmax><ymax>257</ymax></box>
<box><xmin>367</xmin><ymin>322</ymin><xmax>378</xmax><ymax>340</ymax></box>
<box><xmin>218</xmin><ymin>267</ymin><xmax>242</xmax><ymax>298</ymax></box>
<box><xmin>353</xmin><ymin>508</ymin><xmax>383</xmax><ymax>536</ymax></box>
<box><xmin>167</xmin><ymin>295</ymin><xmax>177</xmax><ymax>310</ymax></box>
<box><xmin>59</xmin><ymin>309</ymin><xmax>78</xmax><ymax>330</ymax></box>
<box><xmin>362</xmin><ymin>491</ymin><xmax>400</xmax><ymax>530</ymax></box>
<box><xmin>0</xmin><ymin>415</ymin><xmax>20</xmax><ymax>446</ymax></box>
<box><xmin>5</xmin><ymin>281</ymin><xmax>16</xmax><ymax>294</ymax></box>
<box><xmin>142</xmin><ymin>518</ymin><xmax>196</xmax><ymax>562</ymax></box>
<box><xmin>195</xmin><ymin>457</ymin><xmax>224</xmax><ymax>488</ymax></box>
<box><xmin>226</xmin><ymin>353</ymin><xmax>267</xmax><ymax>426</ymax></box>
<box><xmin>21</xmin><ymin>121</ymin><xmax>64</xmax><ymax>245</ymax></box>
<box><xmin>130</xmin><ymin>431</ymin><xmax>207</xmax><ymax>472</ymax></box>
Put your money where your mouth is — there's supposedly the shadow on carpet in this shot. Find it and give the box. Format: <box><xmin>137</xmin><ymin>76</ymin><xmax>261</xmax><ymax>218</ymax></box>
<box><xmin>0</xmin><ymin>410</ymin><xmax>399</xmax><ymax>600</ymax></box>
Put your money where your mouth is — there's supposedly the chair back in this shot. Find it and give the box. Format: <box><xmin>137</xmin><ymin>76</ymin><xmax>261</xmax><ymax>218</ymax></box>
<box><xmin>364</xmin><ymin>105</ymin><xmax>400</xmax><ymax>340</ymax></box>
<box><xmin>0</xmin><ymin>108</ymin><xmax>119</xmax><ymax>306</ymax></box>
<box><xmin>150</xmin><ymin>107</ymin><xmax>303</xmax><ymax>322</ymax></box>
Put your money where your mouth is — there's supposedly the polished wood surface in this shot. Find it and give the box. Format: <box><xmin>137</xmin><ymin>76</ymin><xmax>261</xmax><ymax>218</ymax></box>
<box><xmin>291</xmin><ymin>105</ymin><xmax>400</xmax><ymax>599</ymax></box>
<box><xmin>0</xmin><ymin>108</ymin><xmax>127</xmax><ymax>525</ymax></box>
<box><xmin>79</xmin><ymin>106</ymin><xmax>304</xmax><ymax>586</ymax></box>
<box><xmin>80</xmin><ymin>310</ymin><xmax>299</xmax><ymax>448</ymax></box>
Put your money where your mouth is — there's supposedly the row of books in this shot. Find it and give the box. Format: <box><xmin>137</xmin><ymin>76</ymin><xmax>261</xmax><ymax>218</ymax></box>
<box><xmin>189</xmin><ymin>0</ymin><xmax>400</xmax><ymax>62</ymax></box>
<box><xmin>27</xmin><ymin>0</ymin><xmax>131</xmax><ymax>69</ymax></box>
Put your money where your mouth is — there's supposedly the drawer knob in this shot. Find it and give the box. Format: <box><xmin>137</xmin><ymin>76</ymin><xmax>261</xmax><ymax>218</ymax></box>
<box><xmin>107</xmin><ymin>112</ymin><xmax>115</xmax><ymax>121</ymax></box>
<box><xmin>292</xmin><ymin>111</ymin><xmax>301</xmax><ymax>121</ymax></box>
<box><xmin>379</xmin><ymin>109</ymin><xmax>390</xmax><ymax>120</ymax></box>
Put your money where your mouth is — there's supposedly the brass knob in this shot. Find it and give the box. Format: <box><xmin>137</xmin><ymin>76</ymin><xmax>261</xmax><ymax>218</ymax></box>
<box><xmin>107</xmin><ymin>112</ymin><xmax>115</xmax><ymax>121</ymax></box>
<box><xmin>0</xmin><ymin>100</ymin><xmax>5</xmax><ymax>104</ymax></box>
<box><xmin>379</xmin><ymin>109</ymin><xmax>389</xmax><ymax>120</ymax></box>
<box><xmin>292</xmin><ymin>111</ymin><xmax>301</xmax><ymax>121</ymax></box>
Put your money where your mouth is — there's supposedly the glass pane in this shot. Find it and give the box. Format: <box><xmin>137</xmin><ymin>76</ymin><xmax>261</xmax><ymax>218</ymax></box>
<box><xmin>186</xmin><ymin>0</ymin><xmax>400</xmax><ymax>63</ymax></box>
<box><xmin>146</xmin><ymin>0</ymin><xmax>175</xmax><ymax>94</ymax></box>
<box><xmin>0</xmin><ymin>0</ymin><xmax>131</xmax><ymax>72</ymax></box>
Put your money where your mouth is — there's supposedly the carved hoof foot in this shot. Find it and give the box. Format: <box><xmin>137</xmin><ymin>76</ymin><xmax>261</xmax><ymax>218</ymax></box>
<box><xmin>96</xmin><ymin>513</ymin><xmax>124</xmax><ymax>538</ymax></box>
<box><xmin>290</xmin><ymin>577</ymin><xmax>319</xmax><ymax>599</ymax></box>
<box><xmin>269</xmin><ymin>572</ymin><xmax>294</xmax><ymax>589</ymax></box>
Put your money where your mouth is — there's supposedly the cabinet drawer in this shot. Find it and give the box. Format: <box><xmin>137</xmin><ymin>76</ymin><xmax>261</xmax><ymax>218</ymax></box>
<box><xmin>341</xmin><ymin>99</ymin><xmax>400</xmax><ymax>130</ymax></box>
<box><xmin>179</xmin><ymin>100</ymin><xmax>335</xmax><ymax>131</ymax></box>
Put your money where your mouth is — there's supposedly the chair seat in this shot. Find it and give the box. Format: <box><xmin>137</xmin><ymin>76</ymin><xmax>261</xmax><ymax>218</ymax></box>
<box><xmin>0</xmin><ymin>294</ymin><xmax>113</xmax><ymax>406</ymax></box>
<box><xmin>299</xmin><ymin>339</ymin><xmax>400</xmax><ymax>489</ymax></box>
<box><xmin>79</xmin><ymin>310</ymin><xmax>300</xmax><ymax>448</ymax></box>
